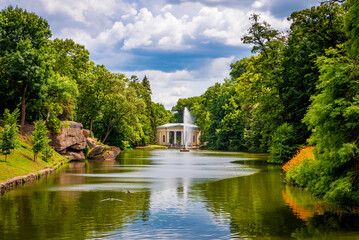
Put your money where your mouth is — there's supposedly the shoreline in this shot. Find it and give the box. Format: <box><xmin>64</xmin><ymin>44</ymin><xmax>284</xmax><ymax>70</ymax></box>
<box><xmin>0</xmin><ymin>160</ymin><xmax>68</xmax><ymax>196</ymax></box>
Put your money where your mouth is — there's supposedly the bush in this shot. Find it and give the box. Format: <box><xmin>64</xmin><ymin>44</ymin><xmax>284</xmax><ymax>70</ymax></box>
<box><xmin>31</xmin><ymin>120</ymin><xmax>51</xmax><ymax>161</ymax></box>
<box><xmin>283</xmin><ymin>146</ymin><xmax>317</xmax><ymax>185</ymax></box>
<box><xmin>41</xmin><ymin>146</ymin><xmax>53</xmax><ymax>162</ymax></box>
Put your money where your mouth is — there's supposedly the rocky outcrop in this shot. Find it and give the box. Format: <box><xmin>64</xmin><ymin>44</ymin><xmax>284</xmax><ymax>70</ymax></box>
<box><xmin>88</xmin><ymin>146</ymin><xmax>121</xmax><ymax>160</ymax></box>
<box><xmin>87</xmin><ymin>145</ymin><xmax>106</xmax><ymax>158</ymax></box>
<box><xmin>49</xmin><ymin>121</ymin><xmax>86</xmax><ymax>152</ymax></box>
<box><xmin>86</xmin><ymin>137</ymin><xmax>97</xmax><ymax>149</ymax></box>
<box><xmin>49</xmin><ymin>121</ymin><xmax>120</xmax><ymax>161</ymax></box>
<box><xmin>63</xmin><ymin>151</ymin><xmax>86</xmax><ymax>161</ymax></box>
<box><xmin>48</xmin><ymin>121</ymin><xmax>87</xmax><ymax>160</ymax></box>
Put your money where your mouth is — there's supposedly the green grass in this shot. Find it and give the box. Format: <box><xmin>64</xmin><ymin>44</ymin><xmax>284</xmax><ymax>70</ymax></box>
<box><xmin>0</xmin><ymin>135</ymin><xmax>68</xmax><ymax>182</ymax></box>
<box><xmin>148</xmin><ymin>145</ymin><xmax>167</xmax><ymax>148</ymax></box>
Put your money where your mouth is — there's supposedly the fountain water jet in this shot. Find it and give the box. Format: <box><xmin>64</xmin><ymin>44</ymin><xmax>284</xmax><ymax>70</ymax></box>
<box><xmin>181</xmin><ymin>107</ymin><xmax>193</xmax><ymax>152</ymax></box>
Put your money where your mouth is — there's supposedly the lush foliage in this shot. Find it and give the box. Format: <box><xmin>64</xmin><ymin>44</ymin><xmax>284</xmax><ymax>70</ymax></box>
<box><xmin>282</xmin><ymin>146</ymin><xmax>316</xmax><ymax>184</ymax></box>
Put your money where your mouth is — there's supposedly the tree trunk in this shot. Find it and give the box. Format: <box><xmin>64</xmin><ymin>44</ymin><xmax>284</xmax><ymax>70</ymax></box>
<box><xmin>102</xmin><ymin>127</ymin><xmax>113</xmax><ymax>143</ymax></box>
<box><xmin>20</xmin><ymin>85</ymin><xmax>28</xmax><ymax>134</ymax></box>
<box><xmin>89</xmin><ymin>116</ymin><xmax>94</xmax><ymax>134</ymax></box>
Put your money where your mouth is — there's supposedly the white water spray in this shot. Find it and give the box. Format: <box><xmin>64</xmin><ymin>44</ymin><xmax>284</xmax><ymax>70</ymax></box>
<box><xmin>183</xmin><ymin>107</ymin><xmax>194</xmax><ymax>149</ymax></box>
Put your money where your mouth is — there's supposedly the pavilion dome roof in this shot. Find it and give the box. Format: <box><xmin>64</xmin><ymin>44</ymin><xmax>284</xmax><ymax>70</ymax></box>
<box><xmin>156</xmin><ymin>123</ymin><xmax>198</xmax><ymax>129</ymax></box>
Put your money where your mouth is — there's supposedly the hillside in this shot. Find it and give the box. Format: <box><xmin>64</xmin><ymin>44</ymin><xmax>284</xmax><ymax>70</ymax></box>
<box><xmin>0</xmin><ymin>135</ymin><xmax>68</xmax><ymax>182</ymax></box>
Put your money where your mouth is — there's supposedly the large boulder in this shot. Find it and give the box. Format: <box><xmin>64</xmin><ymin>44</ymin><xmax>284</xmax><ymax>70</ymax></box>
<box><xmin>87</xmin><ymin>145</ymin><xmax>106</xmax><ymax>159</ymax></box>
<box><xmin>64</xmin><ymin>151</ymin><xmax>86</xmax><ymax>161</ymax></box>
<box><xmin>49</xmin><ymin>128</ymin><xmax>87</xmax><ymax>152</ymax></box>
<box><xmin>82</xmin><ymin>129</ymin><xmax>91</xmax><ymax>138</ymax></box>
<box><xmin>86</xmin><ymin>137</ymin><xmax>98</xmax><ymax>149</ymax></box>
<box><xmin>63</xmin><ymin>121</ymin><xmax>83</xmax><ymax>130</ymax></box>
<box><xmin>88</xmin><ymin>146</ymin><xmax>121</xmax><ymax>160</ymax></box>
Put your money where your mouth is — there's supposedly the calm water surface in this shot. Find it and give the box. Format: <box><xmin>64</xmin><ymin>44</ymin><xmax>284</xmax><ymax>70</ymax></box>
<box><xmin>1</xmin><ymin>149</ymin><xmax>359</xmax><ymax>239</ymax></box>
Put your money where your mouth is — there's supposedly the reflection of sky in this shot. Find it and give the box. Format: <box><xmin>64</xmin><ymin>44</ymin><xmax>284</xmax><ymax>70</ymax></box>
<box><xmin>111</xmin><ymin>188</ymin><xmax>232</xmax><ymax>239</ymax></box>
<box><xmin>47</xmin><ymin>150</ymin><xmax>260</xmax><ymax>238</ymax></box>
<box><xmin>44</xmin><ymin>150</ymin><xmax>261</xmax><ymax>238</ymax></box>
<box><xmin>49</xmin><ymin>150</ymin><xmax>258</xmax><ymax>192</ymax></box>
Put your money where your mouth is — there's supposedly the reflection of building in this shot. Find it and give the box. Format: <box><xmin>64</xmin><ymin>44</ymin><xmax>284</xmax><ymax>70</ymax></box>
<box><xmin>156</xmin><ymin>123</ymin><xmax>200</xmax><ymax>146</ymax></box>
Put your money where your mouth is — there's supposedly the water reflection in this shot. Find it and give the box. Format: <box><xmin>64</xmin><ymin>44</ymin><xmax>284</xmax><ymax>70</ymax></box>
<box><xmin>1</xmin><ymin>149</ymin><xmax>359</xmax><ymax>239</ymax></box>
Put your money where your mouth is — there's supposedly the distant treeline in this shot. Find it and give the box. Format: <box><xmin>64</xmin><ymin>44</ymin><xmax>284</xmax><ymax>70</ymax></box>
<box><xmin>171</xmin><ymin>0</ymin><xmax>359</xmax><ymax>205</ymax></box>
<box><xmin>0</xmin><ymin>6</ymin><xmax>172</xmax><ymax>148</ymax></box>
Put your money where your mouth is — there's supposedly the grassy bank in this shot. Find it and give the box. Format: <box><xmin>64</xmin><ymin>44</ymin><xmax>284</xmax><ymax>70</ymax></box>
<box><xmin>0</xmin><ymin>135</ymin><xmax>68</xmax><ymax>182</ymax></box>
<box><xmin>134</xmin><ymin>145</ymin><xmax>167</xmax><ymax>149</ymax></box>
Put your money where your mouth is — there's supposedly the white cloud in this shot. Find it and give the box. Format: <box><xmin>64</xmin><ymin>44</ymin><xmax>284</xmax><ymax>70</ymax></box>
<box><xmin>252</xmin><ymin>0</ymin><xmax>269</xmax><ymax>9</ymax></box>
<box><xmin>52</xmin><ymin>1</ymin><xmax>289</xmax><ymax>54</ymax></box>
<box><xmin>121</xmin><ymin>56</ymin><xmax>234</xmax><ymax>109</ymax></box>
<box><xmin>40</xmin><ymin>0</ymin><xmax>122</xmax><ymax>23</ymax></box>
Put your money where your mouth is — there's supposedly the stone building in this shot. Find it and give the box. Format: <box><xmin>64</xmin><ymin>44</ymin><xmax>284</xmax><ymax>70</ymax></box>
<box><xmin>156</xmin><ymin>123</ymin><xmax>200</xmax><ymax>147</ymax></box>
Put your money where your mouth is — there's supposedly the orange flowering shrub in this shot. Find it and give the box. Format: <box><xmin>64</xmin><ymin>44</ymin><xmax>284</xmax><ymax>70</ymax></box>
<box><xmin>282</xmin><ymin>146</ymin><xmax>316</xmax><ymax>172</ymax></box>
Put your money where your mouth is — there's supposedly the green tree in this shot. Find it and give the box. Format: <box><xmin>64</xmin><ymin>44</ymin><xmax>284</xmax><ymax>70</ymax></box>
<box><xmin>31</xmin><ymin>120</ymin><xmax>50</xmax><ymax>161</ymax></box>
<box><xmin>344</xmin><ymin>0</ymin><xmax>359</xmax><ymax>60</ymax></box>
<box><xmin>141</xmin><ymin>76</ymin><xmax>156</xmax><ymax>144</ymax></box>
<box><xmin>0</xmin><ymin>109</ymin><xmax>20</xmax><ymax>161</ymax></box>
<box><xmin>281</xmin><ymin>2</ymin><xmax>347</xmax><ymax>145</ymax></box>
<box><xmin>171</xmin><ymin>97</ymin><xmax>201</xmax><ymax>123</ymax></box>
<box><xmin>41</xmin><ymin>146</ymin><xmax>53</xmax><ymax>162</ymax></box>
<box><xmin>93</xmin><ymin>73</ymin><xmax>145</xmax><ymax>146</ymax></box>
<box><xmin>153</xmin><ymin>103</ymin><xmax>172</xmax><ymax>127</ymax></box>
<box><xmin>50</xmin><ymin>38</ymin><xmax>90</xmax><ymax>81</ymax></box>
<box><xmin>44</xmin><ymin>73</ymin><xmax>78</xmax><ymax>133</ymax></box>
<box><xmin>76</xmin><ymin>64</ymin><xmax>111</xmax><ymax>133</ymax></box>
<box><xmin>302</xmin><ymin>46</ymin><xmax>359</xmax><ymax>203</ymax></box>
<box><xmin>0</xmin><ymin>6</ymin><xmax>52</xmax><ymax>133</ymax></box>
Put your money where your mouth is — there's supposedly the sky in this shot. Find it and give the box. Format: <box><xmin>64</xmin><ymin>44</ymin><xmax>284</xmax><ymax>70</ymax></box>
<box><xmin>1</xmin><ymin>0</ymin><xmax>320</xmax><ymax>109</ymax></box>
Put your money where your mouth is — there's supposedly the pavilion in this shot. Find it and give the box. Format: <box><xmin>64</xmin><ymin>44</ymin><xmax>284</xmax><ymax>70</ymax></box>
<box><xmin>156</xmin><ymin>123</ymin><xmax>201</xmax><ymax>147</ymax></box>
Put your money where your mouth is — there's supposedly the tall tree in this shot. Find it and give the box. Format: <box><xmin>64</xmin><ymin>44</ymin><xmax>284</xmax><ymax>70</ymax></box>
<box><xmin>281</xmin><ymin>2</ymin><xmax>347</xmax><ymax>144</ymax></box>
<box><xmin>0</xmin><ymin>6</ymin><xmax>52</xmax><ymax>133</ymax></box>
<box><xmin>76</xmin><ymin>64</ymin><xmax>111</xmax><ymax>133</ymax></box>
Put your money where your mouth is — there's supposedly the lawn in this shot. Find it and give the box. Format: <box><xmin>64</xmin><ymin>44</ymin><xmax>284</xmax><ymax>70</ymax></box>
<box><xmin>0</xmin><ymin>135</ymin><xmax>68</xmax><ymax>182</ymax></box>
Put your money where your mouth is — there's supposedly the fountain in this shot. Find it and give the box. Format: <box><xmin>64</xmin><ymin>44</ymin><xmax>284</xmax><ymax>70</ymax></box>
<box><xmin>180</xmin><ymin>107</ymin><xmax>193</xmax><ymax>152</ymax></box>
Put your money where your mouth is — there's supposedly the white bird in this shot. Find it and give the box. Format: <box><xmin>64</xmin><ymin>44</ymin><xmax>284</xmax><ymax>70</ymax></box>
<box><xmin>101</xmin><ymin>198</ymin><xmax>123</xmax><ymax>202</ymax></box>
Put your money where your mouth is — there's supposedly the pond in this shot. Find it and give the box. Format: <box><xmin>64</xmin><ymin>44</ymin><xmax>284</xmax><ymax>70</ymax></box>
<box><xmin>1</xmin><ymin>149</ymin><xmax>359</xmax><ymax>239</ymax></box>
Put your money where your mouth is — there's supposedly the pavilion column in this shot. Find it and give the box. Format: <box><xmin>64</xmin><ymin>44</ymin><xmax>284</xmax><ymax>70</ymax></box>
<box><xmin>167</xmin><ymin>131</ymin><xmax>170</xmax><ymax>145</ymax></box>
<box><xmin>174</xmin><ymin>131</ymin><xmax>177</xmax><ymax>145</ymax></box>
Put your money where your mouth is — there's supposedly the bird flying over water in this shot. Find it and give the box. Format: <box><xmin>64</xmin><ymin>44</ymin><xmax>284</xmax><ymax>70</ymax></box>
<box><xmin>101</xmin><ymin>198</ymin><xmax>123</xmax><ymax>202</ymax></box>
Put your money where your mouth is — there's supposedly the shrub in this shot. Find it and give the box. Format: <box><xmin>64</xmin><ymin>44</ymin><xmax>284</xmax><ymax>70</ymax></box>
<box><xmin>283</xmin><ymin>146</ymin><xmax>317</xmax><ymax>186</ymax></box>
<box><xmin>31</xmin><ymin>121</ymin><xmax>51</xmax><ymax>161</ymax></box>
<box><xmin>41</xmin><ymin>146</ymin><xmax>53</xmax><ymax>162</ymax></box>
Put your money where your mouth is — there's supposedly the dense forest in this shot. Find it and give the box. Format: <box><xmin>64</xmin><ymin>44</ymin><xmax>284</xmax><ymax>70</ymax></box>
<box><xmin>0</xmin><ymin>6</ymin><xmax>172</xmax><ymax>149</ymax></box>
<box><xmin>171</xmin><ymin>0</ymin><xmax>359</xmax><ymax>204</ymax></box>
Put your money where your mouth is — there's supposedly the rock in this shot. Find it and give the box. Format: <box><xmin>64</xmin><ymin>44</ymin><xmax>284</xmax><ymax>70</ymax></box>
<box><xmin>90</xmin><ymin>146</ymin><xmax>121</xmax><ymax>160</ymax></box>
<box><xmin>82</xmin><ymin>129</ymin><xmax>91</xmax><ymax>138</ymax></box>
<box><xmin>64</xmin><ymin>151</ymin><xmax>85</xmax><ymax>161</ymax></box>
<box><xmin>87</xmin><ymin>145</ymin><xmax>106</xmax><ymax>159</ymax></box>
<box><xmin>62</xmin><ymin>121</ymin><xmax>83</xmax><ymax>130</ymax></box>
<box><xmin>49</xmin><ymin>128</ymin><xmax>87</xmax><ymax>152</ymax></box>
<box><xmin>86</xmin><ymin>137</ymin><xmax>98</xmax><ymax>149</ymax></box>
<box><xmin>58</xmin><ymin>149</ymin><xmax>67</xmax><ymax>154</ymax></box>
